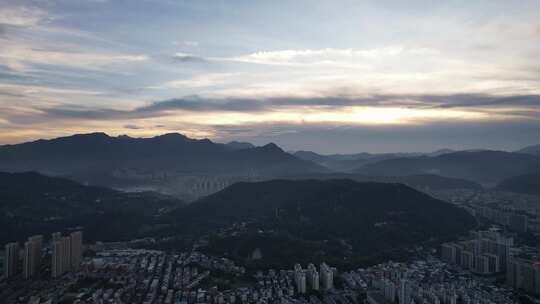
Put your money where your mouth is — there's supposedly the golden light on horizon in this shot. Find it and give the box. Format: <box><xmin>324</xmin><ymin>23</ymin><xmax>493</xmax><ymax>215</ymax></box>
<box><xmin>153</xmin><ymin>106</ymin><xmax>494</xmax><ymax>127</ymax></box>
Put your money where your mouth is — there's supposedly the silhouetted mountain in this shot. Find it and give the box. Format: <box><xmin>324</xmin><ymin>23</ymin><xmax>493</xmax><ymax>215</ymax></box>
<box><xmin>428</xmin><ymin>149</ymin><xmax>455</xmax><ymax>156</ymax></box>
<box><xmin>280</xmin><ymin>173</ymin><xmax>482</xmax><ymax>191</ymax></box>
<box><xmin>495</xmin><ymin>174</ymin><xmax>540</xmax><ymax>195</ymax></box>
<box><xmin>224</xmin><ymin>141</ymin><xmax>255</xmax><ymax>150</ymax></box>
<box><xmin>173</xmin><ymin>179</ymin><xmax>475</xmax><ymax>266</ymax></box>
<box><xmin>0</xmin><ymin>133</ymin><xmax>325</xmax><ymax>198</ymax></box>
<box><xmin>517</xmin><ymin>145</ymin><xmax>540</xmax><ymax>156</ymax></box>
<box><xmin>355</xmin><ymin>151</ymin><xmax>540</xmax><ymax>186</ymax></box>
<box><xmin>0</xmin><ymin>171</ymin><xmax>183</xmax><ymax>245</ymax></box>
<box><xmin>293</xmin><ymin>149</ymin><xmax>454</xmax><ymax>172</ymax></box>
<box><xmin>292</xmin><ymin>151</ymin><xmax>331</xmax><ymax>163</ymax></box>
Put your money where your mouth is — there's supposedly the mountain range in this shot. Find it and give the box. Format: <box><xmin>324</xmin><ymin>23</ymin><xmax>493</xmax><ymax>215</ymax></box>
<box><xmin>0</xmin><ymin>133</ymin><xmax>325</xmax><ymax>199</ymax></box>
<box><xmin>1</xmin><ymin>133</ymin><xmax>539</xmax><ymax>197</ymax></box>
<box><xmin>293</xmin><ymin>149</ymin><xmax>454</xmax><ymax>172</ymax></box>
<box><xmin>354</xmin><ymin>150</ymin><xmax>540</xmax><ymax>186</ymax></box>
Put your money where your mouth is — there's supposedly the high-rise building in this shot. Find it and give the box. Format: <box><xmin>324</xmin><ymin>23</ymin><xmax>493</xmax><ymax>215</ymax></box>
<box><xmin>508</xmin><ymin>214</ymin><xmax>528</xmax><ymax>233</ymax></box>
<box><xmin>399</xmin><ymin>279</ymin><xmax>412</xmax><ymax>304</ymax></box>
<box><xmin>23</xmin><ymin>241</ymin><xmax>36</xmax><ymax>279</ymax></box>
<box><xmin>4</xmin><ymin>242</ymin><xmax>19</xmax><ymax>279</ymax></box>
<box><xmin>294</xmin><ymin>264</ymin><xmax>307</xmax><ymax>294</ymax></box>
<box><xmin>382</xmin><ymin>278</ymin><xmax>396</xmax><ymax>302</ymax></box>
<box><xmin>23</xmin><ymin>235</ymin><xmax>43</xmax><ymax>279</ymax></box>
<box><xmin>61</xmin><ymin>236</ymin><xmax>72</xmax><ymax>272</ymax></box>
<box><xmin>70</xmin><ymin>231</ymin><xmax>83</xmax><ymax>270</ymax></box>
<box><xmin>443</xmin><ymin>230</ymin><xmax>512</xmax><ymax>274</ymax></box>
<box><xmin>474</xmin><ymin>255</ymin><xmax>490</xmax><ymax>274</ymax></box>
<box><xmin>51</xmin><ymin>240</ymin><xmax>64</xmax><ymax>278</ymax></box>
<box><xmin>460</xmin><ymin>250</ymin><xmax>474</xmax><ymax>270</ymax></box>
<box><xmin>51</xmin><ymin>232</ymin><xmax>75</xmax><ymax>278</ymax></box>
<box><xmin>485</xmin><ymin>253</ymin><xmax>500</xmax><ymax>273</ymax></box>
<box><xmin>507</xmin><ymin>257</ymin><xmax>540</xmax><ymax>295</ymax></box>
<box><xmin>441</xmin><ymin>243</ymin><xmax>457</xmax><ymax>264</ymax></box>
<box><xmin>320</xmin><ymin>262</ymin><xmax>334</xmax><ymax>291</ymax></box>
<box><xmin>306</xmin><ymin>263</ymin><xmax>319</xmax><ymax>290</ymax></box>
<box><xmin>28</xmin><ymin>235</ymin><xmax>43</xmax><ymax>268</ymax></box>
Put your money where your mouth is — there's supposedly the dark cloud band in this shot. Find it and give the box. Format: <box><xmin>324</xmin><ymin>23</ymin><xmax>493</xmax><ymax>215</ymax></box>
<box><xmin>37</xmin><ymin>93</ymin><xmax>540</xmax><ymax>121</ymax></box>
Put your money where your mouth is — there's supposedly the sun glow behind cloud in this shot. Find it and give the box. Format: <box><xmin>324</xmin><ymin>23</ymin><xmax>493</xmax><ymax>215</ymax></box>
<box><xmin>165</xmin><ymin>106</ymin><xmax>491</xmax><ymax>126</ymax></box>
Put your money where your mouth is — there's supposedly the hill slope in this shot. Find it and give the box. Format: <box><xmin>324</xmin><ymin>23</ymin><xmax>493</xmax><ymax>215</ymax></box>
<box><xmin>279</xmin><ymin>173</ymin><xmax>482</xmax><ymax>191</ymax></box>
<box><xmin>356</xmin><ymin>151</ymin><xmax>540</xmax><ymax>186</ymax></box>
<box><xmin>495</xmin><ymin>174</ymin><xmax>540</xmax><ymax>195</ymax></box>
<box><xmin>175</xmin><ymin>179</ymin><xmax>475</xmax><ymax>264</ymax></box>
<box><xmin>0</xmin><ymin>171</ymin><xmax>183</xmax><ymax>245</ymax></box>
<box><xmin>0</xmin><ymin>133</ymin><xmax>325</xmax><ymax>198</ymax></box>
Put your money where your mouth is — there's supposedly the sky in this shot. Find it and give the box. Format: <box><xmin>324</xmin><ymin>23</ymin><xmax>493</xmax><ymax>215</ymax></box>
<box><xmin>0</xmin><ymin>0</ymin><xmax>539</xmax><ymax>153</ymax></box>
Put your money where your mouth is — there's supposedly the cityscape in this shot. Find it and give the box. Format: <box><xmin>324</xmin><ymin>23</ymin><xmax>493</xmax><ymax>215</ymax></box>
<box><xmin>2</xmin><ymin>211</ymin><xmax>540</xmax><ymax>304</ymax></box>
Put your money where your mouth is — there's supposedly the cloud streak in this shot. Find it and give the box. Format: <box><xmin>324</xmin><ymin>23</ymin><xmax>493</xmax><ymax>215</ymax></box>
<box><xmin>33</xmin><ymin>93</ymin><xmax>540</xmax><ymax>123</ymax></box>
<box><xmin>0</xmin><ymin>5</ymin><xmax>49</xmax><ymax>27</ymax></box>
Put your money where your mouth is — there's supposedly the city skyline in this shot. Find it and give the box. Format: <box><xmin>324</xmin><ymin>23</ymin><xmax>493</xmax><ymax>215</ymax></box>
<box><xmin>1</xmin><ymin>0</ymin><xmax>540</xmax><ymax>153</ymax></box>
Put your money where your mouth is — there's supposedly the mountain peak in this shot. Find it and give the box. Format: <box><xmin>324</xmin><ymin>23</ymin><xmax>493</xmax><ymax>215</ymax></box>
<box><xmin>71</xmin><ymin>132</ymin><xmax>110</xmax><ymax>139</ymax></box>
<box><xmin>154</xmin><ymin>132</ymin><xmax>189</xmax><ymax>139</ymax></box>
<box><xmin>260</xmin><ymin>142</ymin><xmax>283</xmax><ymax>152</ymax></box>
<box><xmin>151</xmin><ymin>133</ymin><xmax>193</xmax><ymax>143</ymax></box>
<box><xmin>51</xmin><ymin>132</ymin><xmax>112</xmax><ymax>143</ymax></box>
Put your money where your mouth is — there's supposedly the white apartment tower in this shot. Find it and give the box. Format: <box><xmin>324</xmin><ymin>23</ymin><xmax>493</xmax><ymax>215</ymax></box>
<box><xmin>320</xmin><ymin>262</ymin><xmax>334</xmax><ymax>290</ymax></box>
<box><xmin>4</xmin><ymin>242</ymin><xmax>19</xmax><ymax>278</ymax></box>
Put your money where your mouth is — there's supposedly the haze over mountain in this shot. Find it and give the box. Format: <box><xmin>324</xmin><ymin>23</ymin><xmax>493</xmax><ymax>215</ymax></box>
<box><xmin>495</xmin><ymin>174</ymin><xmax>540</xmax><ymax>196</ymax></box>
<box><xmin>517</xmin><ymin>145</ymin><xmax>540</xmax><ymax>156</ymax></box>
<box><xmin>282</xmin><ymin>173</ymin><xmax>482</xmax><ymax>192</ymax></box>
<box><xmin>225</xmin><ymin>141</ymin><xmax>256</xmax><ymax>151</ymax></box>
<box><xmin>0</xmin><ymin>133</ymin><xmax>326</xmax><ymax>199</ymax></box>
<box><xmin>356</xmin><ymin>150</ymin><xmax>540</xmax><ymax>186</ymax></box>
<box><xmin>293</xmin><ymin>149</ymin><xmax>454</xmax><ymax>172</ymax></box>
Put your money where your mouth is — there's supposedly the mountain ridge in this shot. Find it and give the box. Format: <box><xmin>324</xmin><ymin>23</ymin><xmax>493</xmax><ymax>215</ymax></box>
<box><xmin>355</xmin><ymin>150</ymin><xmax>540</xmax><ymax>186</ymax></box>
<box><xmin>0</xmin><ymin>132</ymin><xmax>326</xmax><ymax>198</ymax></box>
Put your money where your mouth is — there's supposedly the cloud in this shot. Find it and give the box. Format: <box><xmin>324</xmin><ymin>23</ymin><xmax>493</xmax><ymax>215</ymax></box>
<box><xmin>171</xmin><ymin>52</ymin><xmax>207</xmax><ymax>63</ymax></box>
<box><xmin>0</xmin><ymin>41</ymin><xmax>148</xmax><ymax>72</ymax></box>
<box><xmin>225</xmin><ymin>46</ymin><xmax>439</xmax><ymax>66</ymax></box>
<box><xmin>409</xmin><ymin>94</ymin><xmax>540</xmax><ymax>109</ymax></box>
<box><xmin>0</xmin><ymin>83</ymin><xmax>103</xmax><ymax>97</ymax></box>
<box><xmin>30</xmin><ymin>93</ymin><xmax>540</xmax><ymax>127</ymax></box>
<box><xmin>124</xmin><ymin>124</ymin><xmax>142</xmax><ymax>129</ymax></box>
<box><xmin>0</xmin><ymin>5</ymin><xmax>50</xmax><ymax>27</ymax></box>
<box><xmin>184</xmin><ymin>41</ymin><xmax>199</xmax><ymax>47</ymax></box>
<box><xmin>150</xmin><ymin>73</ymin><xmax>237</xmax><ymax>89</ymax></box>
